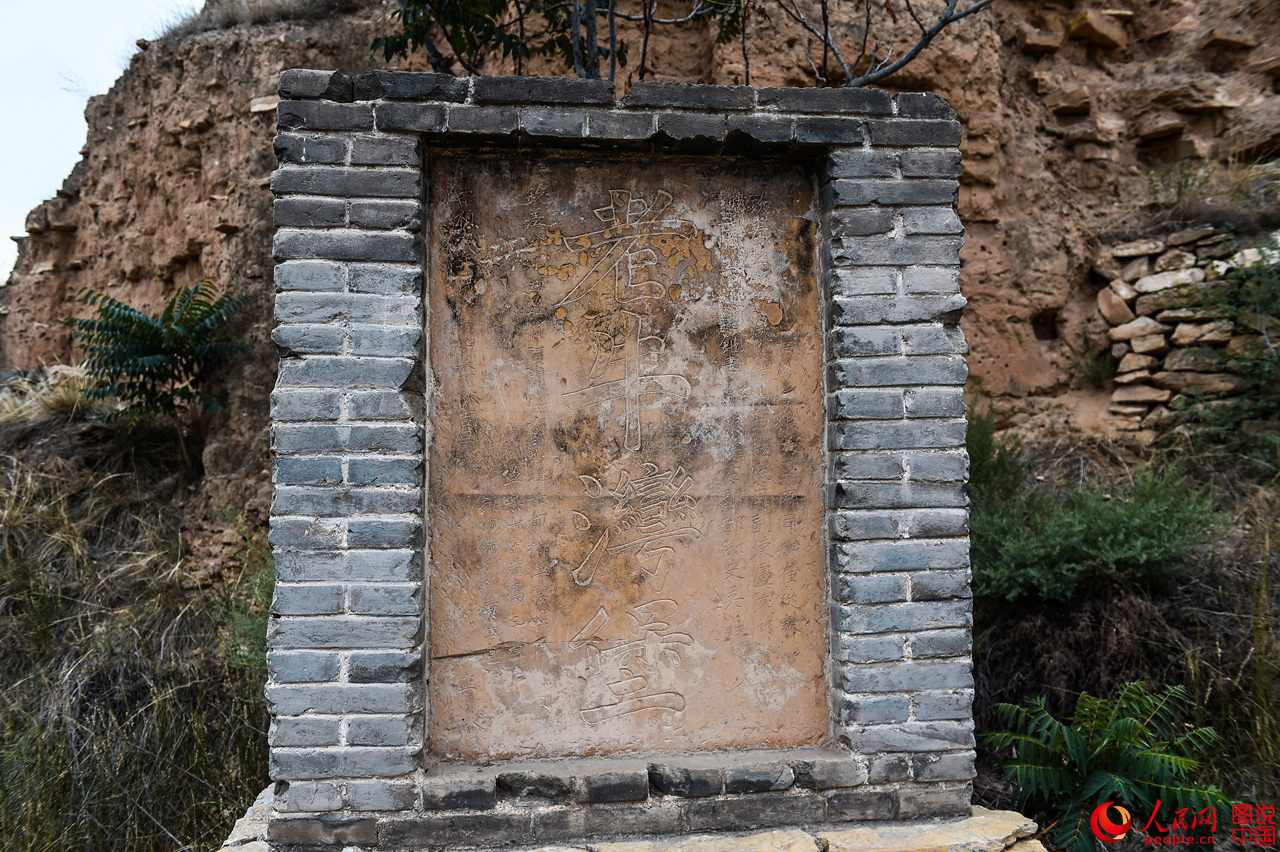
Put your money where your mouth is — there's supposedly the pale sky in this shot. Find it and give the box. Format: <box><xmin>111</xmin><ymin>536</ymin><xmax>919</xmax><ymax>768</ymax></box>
<box><xmin>0</xmin><ymin>0</ymin><xmax>201</xmax><ymax>281</ymax></box>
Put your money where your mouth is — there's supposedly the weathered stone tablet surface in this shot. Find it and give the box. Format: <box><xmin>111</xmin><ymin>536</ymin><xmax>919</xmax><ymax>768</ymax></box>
<box><xmin>427</xmin><ymin>154</ymin><xmax>826</xmax><ymax>760</ymax></box>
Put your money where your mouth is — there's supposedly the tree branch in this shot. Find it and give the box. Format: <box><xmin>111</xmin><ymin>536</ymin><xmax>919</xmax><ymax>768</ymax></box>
<box><xmin>775</xmin><ymin>0</ymin><xmax>851</xmax><ymax>84</ymax></box>
<box><xmin>845</xmin><ymin>0</ymin><xmax>992</xmax><ymax>87</ymax></box>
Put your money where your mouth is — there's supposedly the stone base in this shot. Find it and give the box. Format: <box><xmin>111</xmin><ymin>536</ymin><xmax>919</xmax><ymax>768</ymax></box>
<box><xmin>223</xmin><ymin>787</ymin><xmax>1039</xmax><ymax>851</ymax></box>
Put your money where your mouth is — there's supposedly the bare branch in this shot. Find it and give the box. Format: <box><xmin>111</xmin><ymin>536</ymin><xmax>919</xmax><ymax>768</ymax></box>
<box><xmin>740</xmin><ymin>0</ymin><xmax>751</xmax><ymax>85</ymax></box>
<box><xmin>845</xmin><ymin>0</ymin><xmax>992</xmax><ymax>87</ymax></box>
<box><xmin>775</xmin><ymin>0</ymin><xmax>851</xmax><ymax>84</ymax></box>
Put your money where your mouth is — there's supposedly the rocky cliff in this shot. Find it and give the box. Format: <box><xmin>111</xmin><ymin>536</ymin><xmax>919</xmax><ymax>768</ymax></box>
<box><xmin>2</xmin><ymin>0</ymin><xmax>1277</xmax><ymax>565</ymax></box>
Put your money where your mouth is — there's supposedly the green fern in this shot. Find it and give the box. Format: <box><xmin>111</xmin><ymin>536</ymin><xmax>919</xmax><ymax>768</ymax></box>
<box><xmin>985</xmin><ymin>683</ymin><xmax>1225</xmax><ymax>852</ymax></box>
<box><xmin>66</xmin><ymin>281</ymin><xmax>246</xmax><ymax>419</ymax></box>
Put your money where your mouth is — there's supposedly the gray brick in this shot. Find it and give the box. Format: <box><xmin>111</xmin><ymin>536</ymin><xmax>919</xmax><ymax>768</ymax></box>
<box><xmin>349</xmin><ymin>583</ymin><xmax>420</xmax><ymax>616</ymax></box>
<box><xmin>829</xmin><ymin>419</ymin><xmax>967</xmax><ymax>451</ymax></box>
<box><xmin>474</xmin><ymin>75</ymin><xmax>611</xmax><ymax>105</ymax></box>
<box><xmin>271</xmin><ymin>389</ymin><xmax>340</xmax><ymax>421</ymax></box>
<box><xmin>271</xmin><ymin>167</ymin><xmax>421</xmax><ymax>199</ymax></box>
<box><xmin>830</xmin><ymin>388</ymin><xmax>904</xmax><ymax>419</ymax></box>
<box><xmin>349</xmin><ymin>200</ymin><xmax>421</xmax><ymax>230</ymax></box>
<box><xmin>867</xmin><ymin>753</ymin><xmax>911</xmax><ymax>783</ymax></box>
<box><xmin>268</xmin><ymin>617</ymin><xmax>421</xmax><ymax>650</ymax></box>
<box><xmin>658</xmin><ymin>113</ymin><xmax>727</xmax><ymax>142</ymax></box>
<box><xmin>349</xmin><ymin>650</ymin><xmax>419</xmax><ymax>683</ymax></box>
<box><xmin>422</xmin><ymin>773</ymin><xmax>499</xmax><ymax>811</ymax></box>
<box><xmin>274</xmin><ymin>486</ymin><xmax>419</xmax><ymax>517</ymax></box>
<box><xmin>275</xmin><ymin>260</ymin><xmax>345</xmax><ymax>292</ymax></box>
<box><xmin>269</xmin><ymin>650</ymin><xmax>341</xmax><ymax>683</ymax></box>
<box><xmin>835</xmin><ymin>539</ymin><xmax>970</xmax><ymax>572</ymax></box>
<box><xmin>836</xmin><ymin>634</ymin><xmax>906</xmax><ymax>663</ymax></box>
<box><xmin>839</xmin><ymin>694</ymin><xmax>910</xmax><ymax>724</ymax></box>
<box><xmin>830</xmin><ymin>356</ymin><xmax>967</xmax><ymax>387</ymax></box>
<box><xmin>832</xmin><ymin>508</ymin><xmax>967</xmax><ymax>539</ymax></box>
<box><xmin>832</xmin><ymin>294</ymin><xmax>966</xmax><ymax>325</ymax></box>
<box><xmin>825</xmin><ymin>789</ymin><xmax>897</xmax><ymax>821</ymax></box>
<box><xmin>447</xmin><ymin>106</ymin><xmax>519</xmax><ymax>135</ymax></box>
<box><xmin>268</xmin><ymin>517</ymin><xmax>344</xmax><ymax>548</ymax></box>
<box><xmin>912</xmin><ymin>750</ymin><xmax>976</xmax><ymax>782</ymax></box>
<box><xmin>829</xmin><ymin>149</ymin><xmax>899</xmax><ymax>178</ymax></box>
<box><xmin>895</xmin><ymin>92</ymin><xmax>956</xmax><ymax>119</ymax></box>
<box><xmin>685</xmin><ymin>792</ymin><xmax>826</xmax><ymax>832</ymax></box>
<box><xmin>268</xmin><ymin>683</ymin><xmax>416</xmax><ymax>715</ymax></box>
<box><xmin>277</xmin><ymin>356</ymin><xmax>415</xmax><ymax>389</ymax></box>
<box><xmin>903</xmin><ymin>267</ymin><xmax>961</xmax><ymax>294</ymax></box>
<box><xmin>348</xmin><ymin>390</ymin><xmax>416</xmax><ymax>420</ymax></box>
<box><xmin>350</xmin><ymin>135</ymin><xmax>421</xmax><ymax>166</ymax></box>
<box><xmin>347</xmin><ymin>457</ymin><xmax>420</xmax><ymax>486</ymax></box>
<box><xmin>347</xmin><ymin>425</ymin><xmax>422</xmax><ymax>453</ymax></box>
<box><xmin>829</xmin><ymin>180</ymin><xmax>958</xmax><ymax>206</ymax></box>
<box><xmin>375</xmin><ymin>102</ymin><xmax>447</xmax><ymax>133</ymax></box>
<box><xmin>277</xmin><ymin>455</ymin><xmax>343</xmax><ymax>481</ymax></box>
<box><xmin>275</xmin><ymin>780</ymin><xmax>344</xmax><ymax>813</ymax></box>
<box><xmin>830</xmin><ymin>326</ymin><xmax>901</xmax><ymax>358</ymax></box>
<box><xmin>911</xmin><ymin>569</ymin><xmax>972</xmax><ymax>601</ymax></box>
<box><xmin>903</xmin><ymin>207</ymin><xmax>963</xmax><ymax>235</ymax></box>
<box><xmin>347</xmin><ymin>517</ymin><xmax>421</xmax><ymax>548</ymax></box>
<box><xmin>520</xmin><ymin>108</ymin><xmax>586</xmax><ymax>138</ymax></box>
<box><xmin>277</xmin><ymin>101</ymin><xmax>373</xmax><ymax>132</ymax></box>
<box><xmin>724</xmin><ymin>762</ymin><xmax>794</xmax><ymax>793</ymax></box>
<box><xmin>846</xmin><ymin>721</ymin><xmax>974</xmax><ymax>753</ymax></box>
<box><xmin>276</xmin><ymin>293</ymin><xmax>419</xmax><ymax>324</ymax></box>
<box><xmin>351</xmin><ymin>325</ymin><xmax>421</xmax><ymax>357</ymax></box>
<box><xmin>867</xmin><ymin>119</ymin><xmax>962</xmax><ymax>146</ymax></box>
<box><xmin>271</xmin><ymin>746</ymin><xmax>417</xmax><ymax>780</ymax></box>
<box><xmin>832</xmin><ymin>268</ymin><xmax>899</xmax><ymax>296</ymax></box>
<box><xmin>725</xmin><ymin>114</ymin><xmax>793</xmax><ymax>143</ymax></box>
<box><xmin>273</xmin><ymin>716</ymin><xmax>342</xmax><ymax>747</ymax></box>
<box><xmin>897</xmin><ymin>782</ymin><xmax>973</xmax><ymax>818</ymax></box>
<box><xmin>911</xmin><ymin>628</ymin><xmax>970</xmax><ymax>658</ymax></box>
<box><xmin>274</xmin><ymin>550</ymin><xmax>419</xmax><ymax>582</ymax></box>
<box><xmin>353</xmin><ymin>70</ymin><xmax>467</xmax><ymax>102</ymax></box>
<box><xmin>279</xmin><ymin>69</ymin><xmax>353</xmax><ymax>101</ymax></box>
<box><xmin>274</xmin><ymin>228</ymin><xmax>416</xmax><ymax>263</ymax></box>
<box><xmin>759</xmin><ymin>86</ymin><xmax>892</xmax><ymax>114</ymax></box>
<box><xmin>900</xmin><ymin>150</ymin><xmax>962</xmax><ymax>178</ymax></box>
<box><xmin>834</xmin><ymin>481</ymin><xmax>967</xmax><ymax>509</ymax></box>
<box><xmin>347</xmin><ymin>715</ymin><xmax>414</xmax><ymax>746</ymax></box>
<box><xmin>831</xmin><ymin>207</ymin><xmax>896</xmax><ymax>237</ymax></box>
<box><xmin>792</xmin><ymin>754</ymin><xmax>868</xmax><ymax>790</ymax></box>
<box><xmin>347</xmin><ymin>780</ymin><xmax>417</xmax><ymax>811</ymax></box>
<box><xmin>832</xmin><ymin>235</ymin><xmax>962</xmax><ymax>265</ymax></box>
<box><xmin>586</xmin><ymin>110</ymin><xmax>656</xmax><ymax>139</ymax></box>
<box><xmin>580</xmin><ymin>769</ymin><xmax>649</xmax><ymax>803</ymax></box>
<box><xmin>348</xmin><ymin>264</ymin><xmax>421</xmax><ymax>295</ymax></box>
<box><xmin>904</xmin><ymin>450</ymin><xmax>968</xmax><ymax>482</ymax></box>
<box><xmin>834</xmin><ymin>600</ymin><xmax>970</xmax><ymax>634</ymax></box>
<box><xmin>900</xmin><ymin>325</ymin><xmax>965</xmax><ymax>355</ymax></box>
<box><xmin>272</xmin><ymin>325</ymin><xmax>344</xmax><ymax>355</ymax></box>
<box><xmin>831</xmin><ymin>452</ymin><xmax>904</xmax><ymax>481</ymax></box>
<box><xmin>274</xmin><ymin>197</ymin><xmax>345</xmax><ymax>228</ymax></box>
<box><xmin>795</xmin><ymin>116</ymin><xmax>864</xmax><ymax>144</ymax></box>
<box><xmin>833</xmin><ymin>573</ymin><xmax>909</xmax><ymax>604</ymax></box>
<box><xmin>625</xmin><ymin>82</ymin><xmax>753</xmax><ymax>110</ymax></box>
<box><xmin>840</xmin><ymin>659</ymin><xmax>972</xmax><ymax>693</ymax></box>
<box><xmin>913</xmin><ymin>689</ymin><xmax>973</xmax><ymax>721</ymax></box>
<box><xmin>273</xmin><ymin>425</ymin><xmax>344</xmax><ymax>453</ymax></box>
<box><xmin>275</xmin><ymin>134</ymin><xmax>349</xmax><ymax>166</ymax></box>
<box><xmin>904</xmin><ymin>387</ymin><xmax>965</xmax><ymax>416</ymax></box>
<box><xmin>273</xmin><ymin>583</ymin><xmax>344</xmax><ymax>615</ymax></box>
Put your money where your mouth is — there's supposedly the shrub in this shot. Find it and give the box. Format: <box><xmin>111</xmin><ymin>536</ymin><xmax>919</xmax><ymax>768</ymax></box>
<box><xmin>986</xmin><ymin>682</ymin><xmax>1224</xmax><ymax>852</ymax></box>
<box><xmin>67</xmin><ymin>281</ymin><xmax>245</xmax><ymax>420</ymax></box>
<box><xmin>968</xmin><ymin>414</ymin><xmax>1218</xmax><ymax>603</ymax></box>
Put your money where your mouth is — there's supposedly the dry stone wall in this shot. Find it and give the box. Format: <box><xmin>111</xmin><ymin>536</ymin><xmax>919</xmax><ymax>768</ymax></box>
<box><xmin>1092</xmin><ymin>228</ymin><xmax>1277</xmax><ymax>440</ymax></box>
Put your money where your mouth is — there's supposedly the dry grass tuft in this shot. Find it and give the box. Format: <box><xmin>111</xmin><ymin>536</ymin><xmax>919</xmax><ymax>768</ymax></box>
<box><xmin>0</xmin><ymin>366</ymin><xmax>105</xmax><ymax>425</ymax></box>
<box><xmin>159</xmin><ymin>0</ymin><xmax>366</xmax><ymax>39</ymax></box>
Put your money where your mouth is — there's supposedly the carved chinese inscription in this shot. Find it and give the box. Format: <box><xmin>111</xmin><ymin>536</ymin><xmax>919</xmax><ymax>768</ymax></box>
<box><xmin>427</xmin><ymin>155</ymin><xmax>825</xmax><ymax>760</ymax></box>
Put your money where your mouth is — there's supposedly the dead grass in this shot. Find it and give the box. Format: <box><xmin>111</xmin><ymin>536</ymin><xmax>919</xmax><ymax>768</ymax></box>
<box><xmin>158</xmin><ymin>0</ymin><xmax>367</xmax><ymax>39</ymax></box>
<box><xmin>0</xmin><ymin>366</ymin><xmax>106</xmax><ymax>425</ymax></box>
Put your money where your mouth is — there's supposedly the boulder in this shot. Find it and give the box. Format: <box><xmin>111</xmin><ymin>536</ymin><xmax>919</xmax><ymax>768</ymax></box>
<box><xmin>1109</xmin><ymin>316</ymin><xmax>1171</xmax><ymax>341</ymax></box>
<box><xmin>1068</xmin><ymin>11</ymin><xmax>1129</xmax><ymax>49</ymax></box>
<box><xmin>1131</xmin><ymin>333</ymin><xmax>1169</xmax><ymax>354</ymax></box>
<box><xmin>1097</xmin><ymin>288</ymin><xmax>1136</xmax><ymax>325</ymax></box>
<box><xmin>1133</xmin><ymin>267</ymin><xmax>1207</xmax><ymax>294</ymax></box>
<box><xmin>1112</xmin><ymin>238</ymin><xmax>1165</xmax><ymax>258</ymax></box>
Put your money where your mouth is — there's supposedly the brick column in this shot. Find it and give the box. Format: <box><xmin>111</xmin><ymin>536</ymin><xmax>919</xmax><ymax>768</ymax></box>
<box><xmin>266</xmin><ymin>70</ymin><xmax>425</xmax><ymax>816</ymax></box>
<box><xmin>822</xmin><ymin>92</ymin><xmax>975</xmax><ymax>815</ymax></box>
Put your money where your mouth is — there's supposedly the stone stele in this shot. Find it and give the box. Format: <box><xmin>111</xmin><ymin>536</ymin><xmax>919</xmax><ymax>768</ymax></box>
<box><xmin>426</xmin><ymin>153</ymin><xmax>827</xmax><ymax>761</ymax></box>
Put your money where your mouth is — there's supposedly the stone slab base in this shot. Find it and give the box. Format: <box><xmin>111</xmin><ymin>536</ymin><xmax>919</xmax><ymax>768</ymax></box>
<box><xmin>222</xmin><ymin>787</ymin><xmax>1039</xmax><ymax>851</ymax></box>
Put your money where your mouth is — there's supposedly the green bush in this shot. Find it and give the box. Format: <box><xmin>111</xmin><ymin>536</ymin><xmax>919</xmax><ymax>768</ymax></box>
<box><xmin>67</xmin><ymin>281</ymin><xmax>245</xmax><ymax>419</ymax></box>
<box><xmin>986</xmin><ymin>682</ymin><xmax>1224</xmax><ymax>852</ymax></box>
<box><xmin>968</xmin><ymin>414</ymin><xmax>1218</xmax><ymax>603</ymax></box>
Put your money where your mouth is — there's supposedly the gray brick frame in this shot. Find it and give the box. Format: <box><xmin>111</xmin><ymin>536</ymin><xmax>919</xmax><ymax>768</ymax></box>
<box><xmin>268</xmin><ymin>70</ymin><xmax>971</xmax><ymax>849</ymax></box>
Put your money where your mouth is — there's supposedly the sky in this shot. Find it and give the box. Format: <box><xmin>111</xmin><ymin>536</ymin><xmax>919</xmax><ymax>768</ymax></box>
<box><xmin>0</xmin><ymin>0</ymin><xmax>200</xmax><ymax>281</ymax></box>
